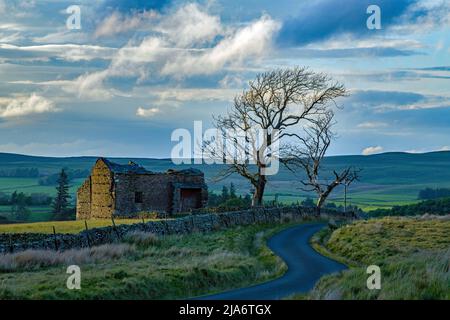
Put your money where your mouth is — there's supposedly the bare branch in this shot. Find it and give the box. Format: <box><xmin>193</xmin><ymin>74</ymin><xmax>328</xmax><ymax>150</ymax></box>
<box><xmin>205</xmin><ymin>67</ymin><xmax>347</xmax><ymax>206</ymax></box>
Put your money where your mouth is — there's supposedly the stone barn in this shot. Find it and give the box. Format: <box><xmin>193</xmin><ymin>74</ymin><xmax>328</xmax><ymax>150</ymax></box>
<box><xmin>76</xmin><ymin>158</ymin><xmax>208</xmax><ymax>220</ymax></box>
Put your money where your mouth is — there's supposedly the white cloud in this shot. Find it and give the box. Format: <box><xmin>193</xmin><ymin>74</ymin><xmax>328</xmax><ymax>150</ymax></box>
<box><xmin>70</xmin><ymin>71</ymin><xmax>113</xmax><ymax>100</ymax></box>
<box><xmin>95</xmin><ymin>3</ymin><xmax>222</xmax><ymax>46</ymax></box>
<box><xmin>0</xmin><ymin>0</ymin><xmax>5</xmax><ymax>14</ymax></box>
<box><xmin>136</xmin><ymin>107</ymin><xmax>160</xmax><ymax>118</ymax></box>
<box><xmin>62</xmin><ymin>37</ymin><xmax>167</xmax><ymax>100</ymax></box>
<box><xmin>150</xmin><ymin>87</ymin><xmax>237</xmax><ymax>103</ymax></box>
<box><xmin>0</xmin><ymin>32</ymin><xmax>23</xmax><ymax>43</ymax></box>
<box><xmin>95</xmin><ymin>10</ymin><xmax>158</xmax><ymax>38</ymax></box>
<box><xmin>2</xmin><ymin>4</ymin><xmax>280</xmax><ymax>104</ymax></box>
<box><xmin>0</xmin><ymin>140</ymin><xmax>110</xmax><ymax>157</ymax></box>
<box><xmin>0</xmin><ymin>94</ymin><xmax>58</xmax><ymax>118</ymax></box>
<box><xmin>32</xmin><ymin>30</ymin><xmax>90</xmax><ymax>44</ymax></box>
<box><xmin>161</xmin><ymin>14</ymin><xmax>281</xmax><ymax>77</ymax></box>
<box><xmin>0</xmin><ymin>23</ymin><xmax>26</xmax><ymax>31</ymax></box>
<box><xmin>392</xmin><ymin>0</ymin><xmax>450</xmax><ymax>34</ymax></box>
<box><xmin>310</xmin><ymin>36</ymin><xmax>424</xmax><ymax>51</ymax></box>
<box><xmin>58</xmin><ymin>9</ymin><xmax>280</xmax><ymax>100</ymax></box>
<box><xmin>219</xmin><ymin>74</ymin><xmax>245</xmax><ymax>89</ymax></box>
<box><xmin>357</xmin><ymin>121</ymin><xmax>388</xmax><ymax>129</ymax></box>
<box><xmin>157</xmin><ymin>3</ymin><xmax>223</xmax><ymax>47</ymax></box>
<box><xmin>406</xmin><ymin>146</ymin><xmax>450</xmax><ymax>153</ymax></box>
<box><xmin>0</xmin><ymin>43</ymin><xmax>116</xmax><ymax>62</ymax></box>
<box><xmin>362</xmin><ymin>146</ymin><xmax>384</xmax><ymax>156</ymax></box>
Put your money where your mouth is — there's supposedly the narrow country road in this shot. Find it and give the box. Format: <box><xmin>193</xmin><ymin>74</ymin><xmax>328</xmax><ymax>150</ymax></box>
<box><xmin>196</xmin><ymin>223</ymin><xmax>347</xmax><ymax>300</ymax></box>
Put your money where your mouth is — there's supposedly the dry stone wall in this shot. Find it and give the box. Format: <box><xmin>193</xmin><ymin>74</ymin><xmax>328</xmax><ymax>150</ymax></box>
<box><xmin>0</xmin><ymin>206</ymin><xmax>353</xmax><ymax>254</ymax></box>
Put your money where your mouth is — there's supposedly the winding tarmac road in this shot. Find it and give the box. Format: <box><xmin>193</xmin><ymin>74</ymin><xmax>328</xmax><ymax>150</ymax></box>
<box><xmin>196</xmin><ymin>223</ymin><xmax>347</xmax><ymax>300</ymax></box>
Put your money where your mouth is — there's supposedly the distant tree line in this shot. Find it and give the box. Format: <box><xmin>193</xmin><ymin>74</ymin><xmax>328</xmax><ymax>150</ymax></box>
<box><xmin>0</xmin><ymin>191</ymin><xmax>52</xmax><ymax>206</ymax></box>
<box><xmin>295</xmin><ymin>197</ymin><xmax>363</xmax><ymax>214</ymax></box>
<box><xmin>0</xmin><ymin>168</ymin><xmax>40</xmax><ymax>178</ymax></box>
<box><xmin>418</xmin><ymin>188</ymin><xmax>450</xmax><ymax>200</ymax></box>
<box><xmin>370</xmin><ymin>197</ymin><xmax>450</xmax><ymax>217</ymax></box>
<box><xmin>208</xmin><ymin>183</ymin><xmax>252</xmax><ymax>210</ymax></box>
<box><xmin>206</xmin><ymin>186</ymin><xmax>364</xmax><ymax>215</ymax></box>
<box><xmin>0</xmin><ymin>167</ymin><xmax>89</xmax><ymax>185</ymax></box>
<box><xmin>38</xmin><ymin>168</ymin><xmax>89</xmax><ymax>186</ymax></box>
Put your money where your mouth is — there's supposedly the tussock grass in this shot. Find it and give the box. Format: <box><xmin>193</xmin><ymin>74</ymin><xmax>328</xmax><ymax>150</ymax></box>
<box><xmin>123</xmin><ymin>231</ymin><xmax>161</xmax><ymax>247</ymax></box>
<box><xmin>0</xmin><ymin>244</ymin><xmax>135</xmax><ymax>272</ymax></box>
<box><xmin>308</xmin><ymin>216</ymin><xmax>450</xmax><ymax>300</ymax></box>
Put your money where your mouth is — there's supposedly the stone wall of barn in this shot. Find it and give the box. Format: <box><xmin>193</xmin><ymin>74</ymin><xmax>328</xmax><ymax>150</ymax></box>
<box><xmin>90</xmin><ymin>160</ymin><xmax>115</xmax><ymax>219</ymax></box>
<box><xmin>113</xmin><ymin>171</ymin><xmax>207</xmax><ymax>216</ymax></box>
<box><xmin>75</xmin><ymin>177</ymin><xmax>91</xmax><ymax>220</ymax></box>
<box><xmin>113</xmin><ymin>173</ymin><xmax>173</xmax><ymax>215</ymax></box>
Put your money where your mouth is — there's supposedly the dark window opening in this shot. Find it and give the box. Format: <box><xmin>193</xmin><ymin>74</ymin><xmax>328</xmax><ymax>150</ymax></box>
<box><xmin>135</xmin><ymin>192</ymin><xmax>143</xmax><ymax>204</ymax></box>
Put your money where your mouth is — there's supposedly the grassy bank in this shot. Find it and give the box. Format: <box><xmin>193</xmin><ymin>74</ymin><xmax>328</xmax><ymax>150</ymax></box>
<box><xmin>308</xmin><ymin>216</ymin><xmax>450</xmax><ymax>300</ymax></box>
<box><xmin>0</xmin><ymin>219</ymin><xmax>157</xmax><ymax>234</ymax></box>
<box><xmin>0</xmin><ymin>222</ymin><xmax>294</xmax><ymax>299</ymax></box>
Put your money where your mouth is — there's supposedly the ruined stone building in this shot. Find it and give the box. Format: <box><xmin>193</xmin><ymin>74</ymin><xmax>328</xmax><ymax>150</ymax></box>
<box><xmin>76</xmin><ymin>158</ymin><xmax>208</xmax><ymax>220</ymax></box>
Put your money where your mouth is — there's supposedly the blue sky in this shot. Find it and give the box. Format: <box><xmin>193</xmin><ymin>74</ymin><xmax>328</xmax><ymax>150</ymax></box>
<box><xmin>0</xmin><ymin>0</ymin><xmax>448</xmax><ymax>157</ymax></box>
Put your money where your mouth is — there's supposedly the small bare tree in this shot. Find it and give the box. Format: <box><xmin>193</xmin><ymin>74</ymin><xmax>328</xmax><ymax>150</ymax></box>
<box><xmin>282</xmin><ymin>111</ymin><xmax>360</xmax><ymax>215</ymax></box>
<box><xmin>204</xmin><ymin>67</ymin><xmax>347</xmax><ymax>207</ymax></box>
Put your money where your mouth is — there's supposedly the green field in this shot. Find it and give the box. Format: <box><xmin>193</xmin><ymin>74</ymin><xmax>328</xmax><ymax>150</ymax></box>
<box><xmin>308</xmin><ymin>216</ymin><xmax>450</xmax><ymax>300</ymax></box>
<box><xmin>0</xmin><ymin>177</ymin><xmax>84</xmax><ymax>196</ymax></box>
<box><xmin>0</xmin><ymin>219</ymin><xmax>158</xmax><ymax>234</ymax></box>
<box><xmin>0</xmin><ymin>205</ymin><xmax>53</xmax><ymax>222</ymax></box>
<box><xmin>1</xmin><ymin>151</ymin><xmax>450</xmax><ymax>219</ymax></box>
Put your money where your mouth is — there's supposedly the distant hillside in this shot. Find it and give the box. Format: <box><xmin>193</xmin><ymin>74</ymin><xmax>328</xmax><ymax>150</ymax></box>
<box><xmin>1</xmin><ymin>151</ymin><xmax>450</xmax><ymax>211</ymax></box>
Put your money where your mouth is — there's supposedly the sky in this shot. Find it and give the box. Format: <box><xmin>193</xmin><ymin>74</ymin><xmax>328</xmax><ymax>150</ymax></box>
<box><xmin>0</xmin><ymin>0</ymin><xmax>448</xmax><ymax>158</ymax></box>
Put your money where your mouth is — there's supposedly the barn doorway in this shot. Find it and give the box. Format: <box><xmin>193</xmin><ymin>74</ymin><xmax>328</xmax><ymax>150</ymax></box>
<box><xmin>180</xmin><ymin>188</ymin><xmax>202</xmax><ymax>212</ymax></box>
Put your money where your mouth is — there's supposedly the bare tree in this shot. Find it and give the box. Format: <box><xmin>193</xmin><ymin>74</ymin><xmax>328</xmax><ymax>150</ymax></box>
<box><xmin>282</xmin><ymin>111</ymin><xmax>360</xmax><ymax>215</ymax></box>
<box><xmin>204</xmin><ymin>67</ymin><xmax>347</xmax><ymax>207</ymax></box>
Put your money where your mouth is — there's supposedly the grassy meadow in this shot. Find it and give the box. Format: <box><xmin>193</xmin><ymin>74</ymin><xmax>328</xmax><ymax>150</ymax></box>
<box><xmin>0</xmin><ymin>219</ymin><xmax>158</xmax><ymax>234</ymax></box>
<box><xmin>308</xmin><ymin>216</ymin><xmax>450</xmax><ymax>300</ymax></box>
<box><xmin>0</xmin><ymin>222</ymin><xmax>292</xmax><ymax>299</ymax></box>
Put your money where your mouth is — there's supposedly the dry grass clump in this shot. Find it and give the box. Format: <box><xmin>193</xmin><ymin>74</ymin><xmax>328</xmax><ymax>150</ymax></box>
<box><xmin>0</xmin><ymin>243</ymin><xmax>135</xmax><ymax>271</ymax></box>
<box><xmin>123</xmin><ymin>231</ymin><xmax>161</xmax><ymax>247</ymax></box>
<box><xmin>419</xmin><ymin>214</ymin><xmax>450</xmax><ymax>221</ymax></box>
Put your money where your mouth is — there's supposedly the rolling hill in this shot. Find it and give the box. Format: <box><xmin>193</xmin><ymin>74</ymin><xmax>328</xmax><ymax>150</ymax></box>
<box><xmin>0</xmin><ymin>151</ymin><xmax>450</xmax><ymax>218</ymax></box>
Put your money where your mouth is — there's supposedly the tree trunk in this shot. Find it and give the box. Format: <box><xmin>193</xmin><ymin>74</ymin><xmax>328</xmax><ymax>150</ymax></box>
<box><xmin>316</xmin><ymin>195</ymin><xmax>326</xmax><ymax>216</ymax></box>
<box><xmin>252</xmin><ymin>176</ymin><xmax>267</xmax><ymax>207</ymax></box>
